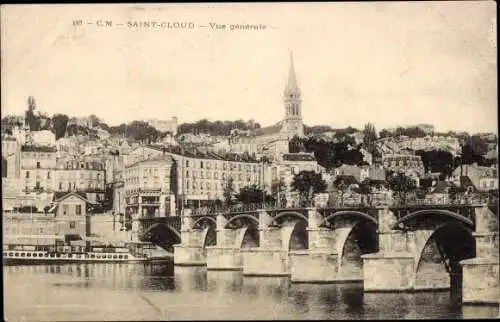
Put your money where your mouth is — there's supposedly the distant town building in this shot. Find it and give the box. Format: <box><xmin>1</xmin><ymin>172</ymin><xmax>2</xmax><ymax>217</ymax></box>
<box><xmin>145</xmin><ymin>117</ymin><xmax>178</xmax><ymax>135</ymax></box>
<box><xmin>271</xmin><ymin>153</ymin><xmax>325</xmax><ymax>197</ymax></box>
<box><xmin>415</xmin><ymin>123</ymin><xmax>435</xmax><ymax>134</ymax></box>
<box><xmin>382</xmin><ymin>153</ymin><xmax>425</xmax><ymax>176</ymax></box>
<box><xmin>451</xmin><ymin>163</ymin><xmax>498</xmax><ymax>192</ymax></box>
<box><xmin>31</xmin><ymin>130</ymin><xmax>56</xmax><ymax>147</ymax></box>
<box><xmin>2</xmin><ymin>136</ymin><xmax>21</xmax><ymax>179</ymax></box>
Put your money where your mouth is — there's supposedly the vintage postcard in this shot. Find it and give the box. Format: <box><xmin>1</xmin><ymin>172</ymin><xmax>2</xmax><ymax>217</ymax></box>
<box><xmin>1</xmin><ymin>2</ymin><xmax>498</xmax><ymax>321</ymax></box>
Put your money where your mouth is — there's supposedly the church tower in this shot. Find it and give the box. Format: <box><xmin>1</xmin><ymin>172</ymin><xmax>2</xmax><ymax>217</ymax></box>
<box><xmin>281</xmin><ymin>51</ymin><xmax>304</xmax><ymax>139</ymax></box>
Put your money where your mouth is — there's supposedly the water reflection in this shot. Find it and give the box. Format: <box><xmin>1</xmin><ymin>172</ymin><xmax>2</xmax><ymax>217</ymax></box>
<box><xmin>3</xmin><ymin>263</ymin><xmax>499</xmax><ymax>321</ymax></box>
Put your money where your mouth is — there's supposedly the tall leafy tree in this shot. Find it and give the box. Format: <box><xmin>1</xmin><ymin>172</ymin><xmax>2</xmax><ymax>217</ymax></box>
<box><xmin>271</xmin><ymin>178</ymin><xmax>287</xmax><ymax>207</ymax></box>
<box><xmin>52</xmin><ymin>114</ymin><xmax>69</xmax><ymax>139</ymax></box>
<box><xmin>415</xmin><ymin>149</ymin><xmax>454</xmax><ymax>179</ymax></box>
<box><xmin>291</xmin><ymin>170</ymin><xmax>327</xmax><ymax>206</ymax></box>
<box><xmin>362</xmin><ymin>122</ymin><xmax>378</xmax><ymax>155</ymax></box>
<box><xmin>223</xmin><ymin>177</ymin><xmax>235</xmax><ymax>206</ymax></box>
<box><xmin>25</xmin><ymin>95</ymin><xmax>41</xmax><ymax>131</ymax></box>
<box><xmin>387</xmin><ymin>172</ymin><xmax>417</xmax><ymax>203</ymax></box>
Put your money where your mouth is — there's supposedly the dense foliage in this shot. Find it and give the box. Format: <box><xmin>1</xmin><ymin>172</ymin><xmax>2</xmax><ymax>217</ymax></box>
<box><xmin>177</xmin><ymin>119</ymin><xmax>261</xmax><ymax>136</ymax></box>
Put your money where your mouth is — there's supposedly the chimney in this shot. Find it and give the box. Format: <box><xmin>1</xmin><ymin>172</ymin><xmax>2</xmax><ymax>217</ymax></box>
<box><xmin>85</xmin><ymin>214</ymin><xmax>91</xmax><ymax>237</ymax></box>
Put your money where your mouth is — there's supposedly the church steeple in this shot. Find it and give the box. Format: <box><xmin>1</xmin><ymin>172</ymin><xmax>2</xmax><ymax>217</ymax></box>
<box><xmin>281</xmin><ymin>50</ymin><xmax>304</xmax><ymax>139</ymax></box>
<box><xmin>284</xmin><ymin>50</ymin><xmax>301</xmax><ymax>97</ymax></box>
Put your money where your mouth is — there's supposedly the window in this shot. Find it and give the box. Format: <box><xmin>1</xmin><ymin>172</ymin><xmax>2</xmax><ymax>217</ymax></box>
<box><xmin>63</xmin><ymin>205</ymin><xmax>69</xmax><ymax>216</ymax></box>
<box><xmin>35</xmin><ymin>181</ymin><xmax>40</xmax><ymax>189</ymax></box>
<box><xmin>80</xmin><ymin>162</ymin><xmax>85</xmax><ymax>169</ymax></box>
<box><xmin>26</xmin><ymin>171</ymin><xmax>30</xmax><ymax>178</ymax></box>
<box><xmin>186</xmin><ymin>160</ymin><xmax>189</xmax><ymax>167</ymax></box>
<box><xmin>76</xmin><ymin>205</ymin><xmax>82</xmax><ymax>215</ymax></box>
<box><xmin>200</xmin><ymin>161</ymin><xmax>204</xmax><ymax>169</ymax></box>
<box><xmin>186</xmin><ymin>170</ymin><xmax>189</xmax><ymax>177</ymax></box>
<box><xmin>36</xmin><ymin>162</ymin><xmax>40</xmax><ymax>169</ymax></box>
<box><xmin>47</xmin><ymin>172</ymin><xmax>51</xmax><ymax>179</ymax></box>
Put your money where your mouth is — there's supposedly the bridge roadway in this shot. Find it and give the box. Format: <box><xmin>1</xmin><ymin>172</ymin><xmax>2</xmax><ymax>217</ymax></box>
<box><xmin>137</xmin><ymin>198</ymin><xmax>499</xmax><ymax>305</ymax></box>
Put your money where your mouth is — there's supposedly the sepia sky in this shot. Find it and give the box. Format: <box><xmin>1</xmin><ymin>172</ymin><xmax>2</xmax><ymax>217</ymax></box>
<box><xmin>1</xmin><ymin>2</ymin><xmax>497</xmax><ymax>133</ymax></box>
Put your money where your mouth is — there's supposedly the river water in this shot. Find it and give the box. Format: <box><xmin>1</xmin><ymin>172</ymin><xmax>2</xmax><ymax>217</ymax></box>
<box><xmin>3</xmin><ymin>263</ymin><xmax>499</xmax><ymax>321</ymax></box>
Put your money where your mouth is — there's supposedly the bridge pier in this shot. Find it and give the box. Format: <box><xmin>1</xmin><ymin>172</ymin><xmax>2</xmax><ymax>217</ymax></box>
<box><xmin>362</xmin><ymin>208</ymin><xmax>416</xmax><ymax>291</ymax></box>
<box><xmin>206</xmin><ymin>224</ymin><xmax>244</xmax><ymax>270</ymax></box>
<box><xmin>174</xmin><ymin>212</ymin><xmax>207</xmax><ymax>266</ymax></box>
<box><xmin>173</xmin><ymin>229</ymin><xmax>207</xmax><ymax>266</ymax></box>
<box><xmin>242</xmin><ymin>226</ymin><xmax>289</xmax><ymax>276</ymax></box>
<box><xmin>290</xmin><ymin>209</ymin><xmax>369</xmax><ymax>283</ymax></box>
<box><xmin>290</xmin><ymin>209</ymin><xmax>339</xmax><ymax>282</ymax></box>
<box><xmin>461</xmin><ymin>206</ymin><xmax>499</xmax><ymax>304</ymax></box>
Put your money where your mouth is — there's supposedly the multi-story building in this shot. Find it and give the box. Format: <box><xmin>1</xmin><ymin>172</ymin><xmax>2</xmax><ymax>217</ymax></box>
<box><xmin>451</xmin><ymin>163</ymin><xmax>498</xmax><ymax>192</ymax></box>
<box><xmin>124</xmin><ymin>155</ymin><xmax>176</xmax><ymax>217</ymax></box>
<box><xmin>382</xmin><ymin>153</ymin><xmax>425</xmax><ymax>176</ymax></box>
<box><xmin>415</xmin><ymin>123</ymin><xmax>435</xmax><ymax>134</ymax></box>
<box><xmin>54</xmin><ymin>156</ymin><xmax>106</xmax><ymax>203</ymax></box>
<box><xmin>2</xmin><ymin>136</ymin><xmax>21</xmax><ymax>179</ymax></box>
<box><xmin>17</xmin><ymin>145</ymin><xmax>58</xmax><ymax>210</ymax></box>
<box><xmin>271</xmin><ymin>153</ymin><xmax>325</xmax><ymax>203</ymax></box>
<box><xmin>145</xmin><ymin>117</ymin><xmax>178</xmax><ymax>135</ymax></box>
<box><xmin>123</xmin><ymin>145</ymin><xmax>267</xmax><ymax>209</ymax></box>
<box><xmin>20</xmin><ymin>145</ymin><xmax>57</xmax><ymax>193</ymax></box>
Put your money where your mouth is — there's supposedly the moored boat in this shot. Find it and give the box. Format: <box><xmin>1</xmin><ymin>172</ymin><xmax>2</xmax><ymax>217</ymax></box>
<box><xmin>3</xmin><ymin>235</ymin><xmax>173</xmax><ymax>265</ymax></box>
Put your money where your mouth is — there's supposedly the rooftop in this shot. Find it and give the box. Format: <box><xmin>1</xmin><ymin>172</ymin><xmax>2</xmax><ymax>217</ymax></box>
<box><xmin>282</xmin><ymin>153</ymin><xmax>317</xmax><ymax>162</ymax></box>
<box><xmin>21</xmin><ymin>145</ymin><xmax>57</xmax><ymax>153</ymax></box>
<box><xmin>253</xmin><ymin>123</ymin><xmax>282</xmax><ymax>136</ymax></box>
<box><xmin>146</xmin><ymin>144</ymin><xmax>261</xmax><ymax>163</ymax></box>
<box><xmin>125</xmin><ymin>154</ymin><xmax>175</xmax><ymax>168</ymax></box>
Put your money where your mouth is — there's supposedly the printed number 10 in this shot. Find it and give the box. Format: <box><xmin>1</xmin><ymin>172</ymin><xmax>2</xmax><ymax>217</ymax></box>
<box><xmin>73</xmin><ymin>20</ymin><xmax>83</xmax><ymax>26</ymax></box>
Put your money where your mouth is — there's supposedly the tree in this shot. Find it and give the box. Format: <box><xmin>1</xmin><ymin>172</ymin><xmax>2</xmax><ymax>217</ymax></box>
<box><xmin>271</xmin><ymin>178</ymin><xmax>286</xmax><ymax>207</ymax></box>
<box><xmin>223</xmin><ymin>177</ymin><xmax>235</xmax><ymax>206</ymax></box>
<box><xmin>52</xmin><ymin>114</ymin><xmax>69</xmax><ymax>139</ymax></box>
<box><xmin>291</xmin><ymin>170</ymin><xmax>327</xmax><ymax>206</ymax></box>
<box><xmin>333</xmin><ymin>177</ymin><xmax>351</xmax><ymax>205</ymax></box>
<box><xmin>469</xmin><ymin>135</ymin><xmax>488</xmax><ymax>156</ymax></box>
<box><xmin>379</xmin><ymin>128</ymin><xmax>392</xmax><ymax>139</ymax></box>
<box><xmin>415</xmin><ymin>149</ymin><xmax>454</xmax><ymax>179</ymax></box>
<box><xmin>362</xmin><ymin>122</ymin><xmax>378</xmax><ymax>154</ymax></box>
<box><xmin>235</xmin><ymin>184</ymin><xmax>274</xmax><ymax>205</ymax></box>
<box><xmin>25</xmin><ymin>95</ymin><xmax>41</xmax><ymax>131</ymax></box>
<box><xmin>288</xmin><ymin>135</ymin><xmax>304</xmax><ymax>153</ymax></box>
<box><xmin>387</xmin><ymin>172</ymin><xmax>417</xmax><ymax>203</ymax></box>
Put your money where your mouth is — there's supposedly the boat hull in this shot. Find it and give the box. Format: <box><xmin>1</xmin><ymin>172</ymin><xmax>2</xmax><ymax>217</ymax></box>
<box><xmin>3</xmin><ymin>257</ymin><xmax>173</xmax><ymax>265</ymax></box>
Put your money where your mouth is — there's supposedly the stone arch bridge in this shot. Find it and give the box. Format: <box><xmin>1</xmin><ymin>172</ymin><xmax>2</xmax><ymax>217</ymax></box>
<box><xmin>139</xmin><ymin>202</ymin><xmax>498</xmax><ymax>304</ymax></box>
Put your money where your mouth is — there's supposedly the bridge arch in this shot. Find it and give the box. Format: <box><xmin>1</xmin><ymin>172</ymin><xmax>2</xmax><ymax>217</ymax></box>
<box><xmin>192</xmin><ymin>216</ymin><xmax>217</xmax><ymax>230</ymax></box>
<box><xmin>271</xmin><ymin>211</ymin><xmax>309</xmax><ymax>226</ymax></box>
<box><xmin>413</xmin><ymin>222</ymin><xmax>475</xmax><ymax>292</ymax></box>
<box><xmin>141</xmin><ymin>223</ymin><xmax>182</xmax><ymax>252</ymax></box>
<box><xmin>282</xmin><ymin>220</ymin><xmax>309</xmax><ymax>251</ymax></box>
<box><xmin>225</xmin><ymin>214</ymin><xmax>259</xmax><ymax>229</ymax></box>
<box><xmin>324</xmin><ymin>210</ymin><xmax>377</xmax><ymax>225</ymax></box>
<box><xmin>394</xmin><ymin>209</ymin><xmax>474</xmax><ymax>229</ymax></box>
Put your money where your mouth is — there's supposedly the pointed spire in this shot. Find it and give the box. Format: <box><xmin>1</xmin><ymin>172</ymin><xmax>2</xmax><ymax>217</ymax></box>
<box><xmin>285</xmin><ymin>49</ymin><xmax>300</xmax><ymax>96</ymax></box>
